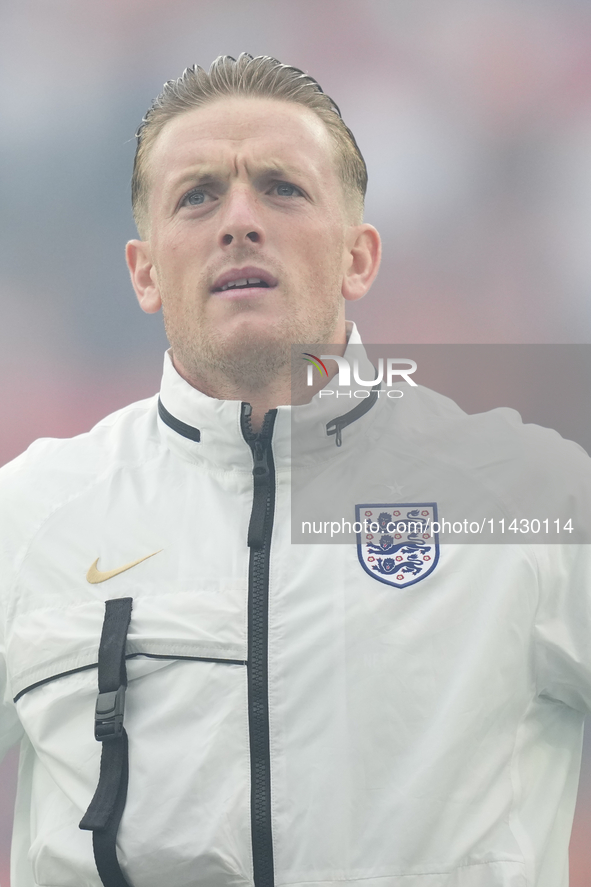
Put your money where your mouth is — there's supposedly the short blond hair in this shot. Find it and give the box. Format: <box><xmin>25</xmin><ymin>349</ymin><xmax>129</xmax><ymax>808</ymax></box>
<box><xmin>132</xmin><ymin>53</ymin><xmax>368</xmax><ymax>237</ymax></box>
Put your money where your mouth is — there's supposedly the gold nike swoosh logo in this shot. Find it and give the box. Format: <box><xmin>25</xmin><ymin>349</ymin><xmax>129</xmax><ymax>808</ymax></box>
<box><xmin>86</xmin><ymin>550</ymin><xmax>162</xmax><ymax>584</ymax></box>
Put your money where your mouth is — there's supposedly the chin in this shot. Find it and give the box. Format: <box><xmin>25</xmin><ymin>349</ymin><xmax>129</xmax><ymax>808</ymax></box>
<box><xmin>216</xmin><ymin>312</ymin><xmax>292</xmax><ymax>352</ymax></box>
<box><xmin>222</xmin><ymin>326</ymin><xmax>291</xmax><ymax>369</ymax></box>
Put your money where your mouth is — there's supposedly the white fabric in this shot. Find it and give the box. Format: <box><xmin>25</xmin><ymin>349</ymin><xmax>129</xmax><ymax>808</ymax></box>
<box><xmin>1</xmin><ymin>326</ymin><xmax>591</xmax><ymax>887</ymax></box>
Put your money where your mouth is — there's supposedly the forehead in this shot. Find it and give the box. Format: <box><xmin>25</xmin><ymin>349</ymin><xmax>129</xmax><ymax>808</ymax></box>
<box><xmin>146</xmin><ymin>96</ymin><xmax>340</xmax><ymax>194</ymax></box>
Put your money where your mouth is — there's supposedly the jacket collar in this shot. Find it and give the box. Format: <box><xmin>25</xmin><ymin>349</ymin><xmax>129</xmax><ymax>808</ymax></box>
<box><xmin>157</xmin><ymin>322</ymin><xmax>382</xmax><ymax>469</ymax></box>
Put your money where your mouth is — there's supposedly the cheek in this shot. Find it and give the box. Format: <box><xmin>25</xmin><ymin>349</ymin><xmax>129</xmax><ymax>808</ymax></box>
<box><xmin>311</xmin><ymin>237</ymin><xmax>347</xmax><ymax>282</ymax></box>
<box><xmin>160</xmin><ymin>238</ymin><xmax>188</xmax><ymax>262</ymax></box>
<box><xmin>293</xmin><ymin>227</ymin><xmax>344</xmax><ymax>272</ymax></box>
<box><xmin>152</xmin><ymin>238</ymin><xmax>197</xmax><ymax>285</ymax></box>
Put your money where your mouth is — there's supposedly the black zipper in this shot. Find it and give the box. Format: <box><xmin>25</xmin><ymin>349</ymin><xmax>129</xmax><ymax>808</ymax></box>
<box><xmin>241</xmin><ymin>403</ymin><xmax>278</xmax><ymax>887</ymax></box>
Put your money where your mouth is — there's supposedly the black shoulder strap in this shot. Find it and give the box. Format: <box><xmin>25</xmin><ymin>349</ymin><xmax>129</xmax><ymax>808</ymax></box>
<box><xmin>80</xmin><ymin>597</ymin><xmax>133</xmax><ymax>887</ymax></box>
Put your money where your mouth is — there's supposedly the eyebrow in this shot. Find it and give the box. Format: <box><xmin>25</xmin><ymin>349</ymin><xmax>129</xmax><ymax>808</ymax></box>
<box><xmin>167</xmin><ymin>166</ymin><xmax>226</xmax><ymax>192</ymax></box>
<box><xmin>167</xmin><ymin>160</ymin><xmax>311</xmax><ymax>194</ymax></box>
<box><xmin>254</xmin><ymin>163</ymin><xmax>306</xmax><ymax>180</ymax></box>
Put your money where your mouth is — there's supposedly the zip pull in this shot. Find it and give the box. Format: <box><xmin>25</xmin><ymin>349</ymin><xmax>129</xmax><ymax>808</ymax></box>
<box><xmin>325</xmin><ymin>382</ymin><xmax>381</xmax><ymax>447</ymax></box>
<box><xmin>247</xmin><ymin>437</ymin><xmax>271</xmax><ymax>548</ymax></box>
<box><xmin>241</xmin><ymin>404</ymin><xmax>277</xmax><ymax>549</ymax></box>
<box><xmin>326</xmin><ymin>421</ymin><xmax>343</xmax><ymax>447</ymax></box>
<box><xmin>252</xmin><ymin>439</ymin><xmax>271</xmax><ymax>487</ymax></box>
<box><xmin>253</xmin><ymin>439</ymin><xmax>266</xmax><ymax>469</ymax></box>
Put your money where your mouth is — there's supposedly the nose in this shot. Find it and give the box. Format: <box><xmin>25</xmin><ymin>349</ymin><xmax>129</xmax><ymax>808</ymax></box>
<box><xmin>218</xmin><ymin>185</ymin><xmax>264</xmax><ymax>247</ymax></box>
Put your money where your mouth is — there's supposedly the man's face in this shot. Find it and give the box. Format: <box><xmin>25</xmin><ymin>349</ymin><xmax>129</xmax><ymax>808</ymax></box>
<box><xmin>128</xmin><ymin>96</ymin><xmax>371</xmax><ymax>392</ymax></box>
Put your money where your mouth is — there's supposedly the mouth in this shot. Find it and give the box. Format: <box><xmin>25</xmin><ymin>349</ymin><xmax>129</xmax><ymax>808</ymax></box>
<box><xmin>211</xmin><ymin>267</ymin><xmax>278</xmax><ymax>297</ymax></box>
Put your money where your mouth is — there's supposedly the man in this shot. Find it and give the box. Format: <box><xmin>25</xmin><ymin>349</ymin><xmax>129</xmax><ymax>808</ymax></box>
<box><xmin>1</xmin><ymin>53</ymin><xmax>591</xmax><ymax>887</ymax></box>
<box><xmin>125</xmin><ymin>55</ymin><xmax>380</xmax><ymax>430</ymax></box>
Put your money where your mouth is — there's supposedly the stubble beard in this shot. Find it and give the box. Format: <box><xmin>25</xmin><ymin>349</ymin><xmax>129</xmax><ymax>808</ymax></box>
<box><xmin>161</xmin><ymin>283</ymin><xmax>343</xmax><ymax>400</ymax></box>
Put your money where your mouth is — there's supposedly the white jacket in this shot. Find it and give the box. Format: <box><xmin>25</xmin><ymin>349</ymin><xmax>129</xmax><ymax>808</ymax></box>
<box><xmin>2</xmin><ymin>326</ymin><xmax>591</xmax><ymax>887</ymax></box>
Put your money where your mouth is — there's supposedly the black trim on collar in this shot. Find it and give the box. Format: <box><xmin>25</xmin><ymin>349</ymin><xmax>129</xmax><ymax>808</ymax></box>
<box><xmin>158</xmin><ymin>380</ymin><xmax>379</xmax><ymax>449</ymax></box>
<box><xmin>326</xmin><ymin>383</ymin><xmax>380</xmax><ymax>447</ymax></box>
<box><xmin>158</xmin><ymin>397</ymin><xmax>201</xmax><ymax>442</ymax></box>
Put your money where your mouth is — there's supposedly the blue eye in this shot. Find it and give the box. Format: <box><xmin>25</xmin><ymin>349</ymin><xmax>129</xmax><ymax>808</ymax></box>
<box><xmin>184</xmin><ymin>189</ymin><xmax>206</xmax><ymax>206</ymax></box>
<box><xmin>275</xmin><ymin>182</ymin><xmax>301</xmax><ymax>197</ymax></box>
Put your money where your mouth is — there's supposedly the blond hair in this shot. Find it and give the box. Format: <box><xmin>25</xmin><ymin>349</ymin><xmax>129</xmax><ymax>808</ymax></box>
<box><xmin>132</xmin><ymin>53</ymin><xmax>367</xmax><ymax>236</ymax></box>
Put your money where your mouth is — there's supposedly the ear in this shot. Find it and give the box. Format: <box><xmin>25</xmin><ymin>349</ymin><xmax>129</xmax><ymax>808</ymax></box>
<box><xmin>126</xmin><ymin>240</ymin><xmax>162</xmax><ymax>314</ymax></box>
<box><xmin>341</xmin><ymin>224</ymin><xmax>382</xmax><ymax>302</ymax></box>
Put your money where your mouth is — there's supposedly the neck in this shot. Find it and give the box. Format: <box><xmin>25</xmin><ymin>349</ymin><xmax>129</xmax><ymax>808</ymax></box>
<box><xmin>171</xmin><ymin>343</ymin><xmax>346</xmax><ymax>433</ymax></box>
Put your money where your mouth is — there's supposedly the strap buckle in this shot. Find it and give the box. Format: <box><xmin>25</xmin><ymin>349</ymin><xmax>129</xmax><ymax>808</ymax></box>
<box><xmin>94</xmin><ymin>686</ymin><xmax>126</xmax><ymax>741</ymax></box>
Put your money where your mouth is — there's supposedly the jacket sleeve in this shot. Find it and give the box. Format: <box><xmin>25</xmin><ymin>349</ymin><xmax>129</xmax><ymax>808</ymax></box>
<box><xmin>0</xmin><ymin>457</ymin><xmax>27</xmax><ymax>763</ymax></box>
<box><xmin>0</xmin><ymin>623</ymin><xmax>23</xmax><ymax>763</ymax></box>
<box><xmin>534</xmin><ymin>542</ymin><xmax>591</xmax><ymax>714</ymax></box>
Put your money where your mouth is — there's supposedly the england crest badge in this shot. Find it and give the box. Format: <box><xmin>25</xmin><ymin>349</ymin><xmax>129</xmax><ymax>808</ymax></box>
<box><xmin>356</xmin><ymin>503</ymin><xmax>439</xmax><ymax>588</ymax></box>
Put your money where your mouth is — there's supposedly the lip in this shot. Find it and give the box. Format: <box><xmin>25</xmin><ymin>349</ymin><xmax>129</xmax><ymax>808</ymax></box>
<box><xmin>210</xmin><ymin>266</ymin><xmax>279</xmax><ymax>295</ymax></box>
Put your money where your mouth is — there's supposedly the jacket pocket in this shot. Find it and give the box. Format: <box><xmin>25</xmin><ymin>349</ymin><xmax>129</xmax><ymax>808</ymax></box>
<box><xmin>10</xmin><ymin>592</ymin><xmax>253</xmax><ymax>887</ymax></box>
